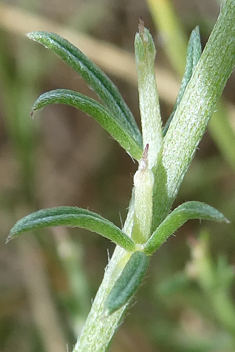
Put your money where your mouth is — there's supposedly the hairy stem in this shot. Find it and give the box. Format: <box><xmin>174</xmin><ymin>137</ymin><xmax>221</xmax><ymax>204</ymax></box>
<box><xmin>73</xmin><ymin>1</ymin><xmax>235</xmax><ymax>350</ymax></box>
<box><xmin>152</xmin><ymin>0</ymin><xmax>235</xmax><ymax>230</ymax></box>
<box><xmin>73</xmin><ymin>198</ymin><xmax>135</xmax><ymax>352</ymax></box>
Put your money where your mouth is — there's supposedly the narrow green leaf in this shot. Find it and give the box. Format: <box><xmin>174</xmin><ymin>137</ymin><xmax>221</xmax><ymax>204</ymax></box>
<box><xmin>32</xmin><ymin>89</ymin><xmax>142</xmax><ymax>160</ymax></box>
<box><xmin>7</xmin><ymin>207</ymin><xmax>135</xmax><ymax>252</ymax></box>
<box><xmin>135</xmin><ymin>21</ymin><xmax>163</xmax><ymax>168</ymax></box>
<box><xmin>163</xmin><ymin>27</ymin><xmax>202</xmax><ymax>136</ymax></box>
<box><xmin>152</xmin><ymin>1</ymin><xmax>235</xmax><ymax>229</ymax></box>
<box><xmin>27</xmin><ymin>31</ymin><xmax>142</xmax><ymax>156</ymax></box>
<box><xmin>104</xmin><ymin>251</ymin><xmax>149</xmax><ymax>316</ymax></box>
<box><xmin>144</xmin><ymin>201</ymin><xmax>229</xmax><ymax>255</ymax></box>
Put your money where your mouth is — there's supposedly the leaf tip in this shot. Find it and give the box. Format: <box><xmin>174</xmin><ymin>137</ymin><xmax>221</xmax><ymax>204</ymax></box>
<box><xmin>138</xmin><ymin>17</ymin><xmax>145</xmax><ymax>36</ymax></box>
<box><xmin>25</xmin><ymin>31</ymin><xmax>42</xmax><ymax>42</ymax></box>
<box><xmin>5</xmin><ymin>233</ymin><xmax>13</xmax><ymax>244</ymax></box>
<box><xmin>25</xmin><ymin>32</ymin><xmax>33</xmax><ymax>39</ymax></box>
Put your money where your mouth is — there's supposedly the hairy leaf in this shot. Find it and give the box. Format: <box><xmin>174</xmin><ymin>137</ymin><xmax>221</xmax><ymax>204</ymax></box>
<box><xmin>144</xmin><ymin>201</ymin><xmax>229</xmax><ymax>255</ymax></box>
<box><xmin>104</xmin><ymin>251</ymin><xmax>149</xmax><ymax>315</ymax></box>
<box><xmin>163</xmin><ymin>27</ymin><xmax>202</xmax><ymax>136</ymax></box>
<box><xmin>7</xmin><ymin>207</ymin><xmax>135</xmax><ymax>251</ymax></box>
<box><xmin>27</xmin><ymin>31</ymin><xmax>142</xmax><ymax>159</ymax></box>
<box><xmin>32</xmin><ymin>89</ymin><xmax>142</xmax><ymax>160</ymax></box>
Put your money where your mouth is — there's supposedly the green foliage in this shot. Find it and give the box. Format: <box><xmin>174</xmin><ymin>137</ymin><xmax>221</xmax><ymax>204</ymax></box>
<box><xmin>163</xmin><ymin>26</ymin><xmax>202</xmax><ymax>135</ymax></box>
<box><xmin>104</xmin><ymin>251</ymin><xmax>149</xmax><ymax>316</ymax></box>
<box><xmin>7</xmin><ymin>206</ymin><xmax>135</xmax><ymax>251</ymax></box>
<box><xmin>32</xmin><ymin>89</ymin><xmax>142</xmax><ymax>160</ymax></box>
<box><xmin>27</xmin><ymin>31</ymin><xmax>143</xmax><ymax>160</ymax></box>
<box><xmin>7</xmin><ymin>2</ymin><xmax>235</xmax><ymax>350</ymax></box>
<box><xmin>134</xmin><ymin>22</ymin><xmax>162</xmax><ymax>169</ymax></box>
<box><xmin>144</xmin><ymin>201</ymin><xmax>228</xmax><ymax>255</ymax></box>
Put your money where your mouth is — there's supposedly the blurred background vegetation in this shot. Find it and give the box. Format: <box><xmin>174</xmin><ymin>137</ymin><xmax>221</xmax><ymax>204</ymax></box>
<box><xmin>0</xmin><ymin>0</ymin><xmax>235</xmax><ymax>351</ymax></box>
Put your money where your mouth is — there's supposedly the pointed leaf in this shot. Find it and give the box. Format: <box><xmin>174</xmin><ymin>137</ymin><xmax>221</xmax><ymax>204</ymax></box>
<box><xmin>163</xmin><ymin>27</ymin><xmax>202</xmax><ymax>136</ymax></box>
<box><xmin>27</xmin><ymin>31</ymin><xmax>142</xmax><ymax>156</ymax></box>
<box><xmin>32</xmin><ymin>89</ymin><xmax>142</xmax><ymax>160</ymax></box>
<box><xmin>144</xmin><ymin>201</ymin><xmax>229</xmax><ymax>255</ymax></box>
<box><xmin>134</xmin><ymin>22</ymin><xmax>163</xmax><ymax>168</ymax></box>
<box><xmin>104</xmin><ymin>251</ymin><xmax>149</xmax><ymax>315</ymax></box>
<box><xmin>7</xmin><ymin>207</ymin><xmax>135</xmax><ymax>252</ymax></box>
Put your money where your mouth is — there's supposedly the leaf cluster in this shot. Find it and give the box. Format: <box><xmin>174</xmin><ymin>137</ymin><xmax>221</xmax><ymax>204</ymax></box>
<box><xmin>8</xmin><ymin>27</ymin><xmax>229</xmax><ymax>317</ymax></box>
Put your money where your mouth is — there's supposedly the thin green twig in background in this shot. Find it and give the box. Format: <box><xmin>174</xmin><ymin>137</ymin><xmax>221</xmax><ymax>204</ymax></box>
<box><xmin>146</xmin><ymin>0</ymin><xmax>187</xmax><ymax>75</ymax></box>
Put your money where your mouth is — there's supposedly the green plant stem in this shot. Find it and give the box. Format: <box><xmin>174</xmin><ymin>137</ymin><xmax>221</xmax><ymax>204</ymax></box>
<box><xmin>146</xmin><ymin>0</ymin><xmax>187</xmax><ymax>75</ymax></box>
<box><xmin>147</xmin><ymin>0</ymin><xmax>235</xmax><ymax>181</ymax></box>
<box><xmin>152</xmin><ymin>0</ymin><xmax>235</xmax><ymax>229</ymax></box>
<box><xmin>73</xmin><ymin>248</ymin><xmax>130</xmax><ymax>352</ymax></box>
<box><xmin>135</xmin><ymin>23</ymin><xmax>162</xmax><ymax>169</ymax></box>
<box><xmin>73</xmin><ymin>200</ymin><xmax>135</xmax><ymax>352</ymax></box>
<box><xmin>72</xmin><ymin>2</ymin><xmax>235</xmax><ymax>350</ymax></box>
